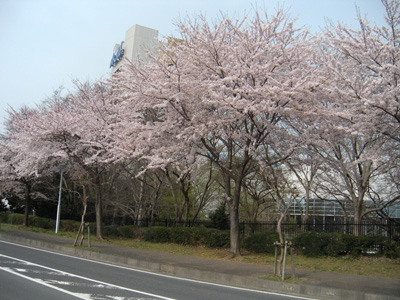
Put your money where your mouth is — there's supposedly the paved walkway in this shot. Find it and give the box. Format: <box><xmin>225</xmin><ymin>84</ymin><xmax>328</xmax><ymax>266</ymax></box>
<box><xmin>0</xmin><ymin>227</ymin><xmax>399</xmax><ymax>300</ymax></box>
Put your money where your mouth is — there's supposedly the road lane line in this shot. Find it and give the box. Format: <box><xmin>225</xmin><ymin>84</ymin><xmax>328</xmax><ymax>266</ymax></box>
<box><xmin>0</xmin><ymin>266</ymin><xmax>88</xmax><ymax>299</ymax></box>
<box><xmin>0</xmin><ymin>254</ymin><xmax>176</xmax><ymax>300</ymax></box>
<box><xmin>0</xmin><ymin>239</ymin><xmax>318</xmax><ymax>300</ymax></box>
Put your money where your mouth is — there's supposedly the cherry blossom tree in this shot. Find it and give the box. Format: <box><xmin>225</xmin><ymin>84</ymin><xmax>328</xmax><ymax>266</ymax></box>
<box><xmin>309</xmin><ymin>128</ymin><xmax>388</xmax><ymax>235</ymax></box>
<box><xmin>0</xmin><ymin>106</ymin><xmax>65</xmax><ymax>226</ymax></box>
<box><xmin>314</xmin><ymin>0</ymin><xmax>400</xmax><ymax>234</ymax></box>
<box><xmin>12</xmin><ymin>83</ymin><xmax>116</xmax><ymax>239</ymax></box>
<box><xmin>0</xmin><ymin>138</ymin><xmax>34</xmax><ymax>226</ymax></box>
<box><xmin>66</xmin><ymin>81</ymin><xmax>115</xmax><ymax>238</ymax></box>
<box><xmin>108</xmin><ymin>8</ymin><xmax>318</xmax><ymax>256</ymax></box>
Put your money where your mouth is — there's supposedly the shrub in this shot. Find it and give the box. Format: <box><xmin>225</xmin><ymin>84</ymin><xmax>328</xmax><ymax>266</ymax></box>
<box><xmin>30</xmin><ymin>216</ymin><xmax>55</xmax><ymax>229</ymax></box>
<box><xmin>131</xmin><ymin>227</ymin><xmax>146</xmax><ymax>240</ymax></box>
<box><xmin>117</xmin><ymin>225</ymin><xmax>146</xmax><ymax>239</ymax></box>
<box><xmin>293</xmin><ymin>232</ymin><xmax>330</xmax><ymax>257</ymax></box>
<box><xmin>342</xmin><ymin>235</ymin><xmax>384</xmax><ymax>256</ymax></box>
<box><xmin>293</xmin><ymin>232</ymin><xmax>399</xmax><ymax>258</ymax></box>
<box><xmin>0</xmin><ymin>213</ymin><xmax>9</xmax><ymax>223</ymax></box>
<box><xmin>168</xmin><ymin>227</ymin><xmax>189</xmax><ymax>245</ymax></box>
<box><xmin>202</xmin><ymin>229</ymin><xmax>230</xmax><ymax>248</ymax></box>
<box><xmin>383</xmin><ymin>239</ymin><xmax>400</xmax><ymax>258</ymax></box>
<box><xmin>143</xmin><ymin>226</ymin><xmax>230</xmax><ymax>248</ymax></box>
<box><xmin>60</xmin><ymin>220</ymin><xmax>80</xmax><ymax>232</ymax></box>
<box><xmin>103</xmin><ymin>225</ymin><xmax>120</xmax><ymax>237</ymax></box>
<box><xmin>8</xmin><ymin>213</ymin><xmax>24</xmax><ymax>225</ymax></box>
<box><xmin>168</xmin><ymin>227</ymin><xmax>205</xmax><ymax>245</ymax></box>
<box><xmin>209</xmin><ymin>203</ymin><xmax>230</xmax><ymax>230</ymax></box>
<box><xmin>118</xmin><ymin>225</ymin><xmax>136</xmax><ymax>239</ymax></box>
<box><xmin>243</xmin><ymin>232</ymin><xmax>279</xmax><ymax>253</ymax></box>
<box><xmin>102</xmin><ymin>225</ymin><xmax>146</xmax><ymax>240</ymax></box>
<box><xmin>325</xmin><ymin>233</ymin><xmax>348</xmax><ymax>257</ymax></box>
<box><xmin>144</xmin><ymin>226</ymin><xmax>171</xmax><ymax>243</ymax></box>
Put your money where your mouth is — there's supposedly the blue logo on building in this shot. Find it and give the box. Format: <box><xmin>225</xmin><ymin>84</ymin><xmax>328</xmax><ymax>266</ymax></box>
<box><xmin>109</xmin><ymin>42</ymin><xmax>124</xmax><ymax>68</ymax></box>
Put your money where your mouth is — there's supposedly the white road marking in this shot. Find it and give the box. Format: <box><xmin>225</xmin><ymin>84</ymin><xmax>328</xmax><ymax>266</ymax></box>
<box><xmin>0</xmin><ymin>239</ymin><xmax>319</xmax><ymax>300</ymax></box>
<box><xmin>0</xmin><ymin>266</ymin><xmax>89</xmax><ymax>299</ymax></box>
<box><xmin>0</xmin><ymin>254</ymin><xmax>175</xmax><ymax>300</ymax></box>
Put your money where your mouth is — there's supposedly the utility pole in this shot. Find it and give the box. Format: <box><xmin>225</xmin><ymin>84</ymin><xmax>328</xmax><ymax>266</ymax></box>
<box><xmin>55</xmin><ymin>168</ymin><xmax>63</xmax><ymax>234</ymax></box>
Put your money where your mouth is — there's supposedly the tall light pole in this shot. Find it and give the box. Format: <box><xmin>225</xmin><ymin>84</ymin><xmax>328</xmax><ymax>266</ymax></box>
<box><xmin>55</xmin><ymin>167</ymin><xmax>63</xmax><ymax>234</ymax></box>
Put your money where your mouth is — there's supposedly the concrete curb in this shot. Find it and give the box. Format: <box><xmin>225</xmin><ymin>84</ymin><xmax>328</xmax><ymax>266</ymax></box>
<box><xmin>1</xmin><ymin>233</ymin><xmax>398</xmax><ymax>300</ymax></box>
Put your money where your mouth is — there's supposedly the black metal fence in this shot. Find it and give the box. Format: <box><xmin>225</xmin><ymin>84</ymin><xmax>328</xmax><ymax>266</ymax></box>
<box><xmin>240</xmin><ymin>220</ymin><xmax>400</xmax><ymax>240</ymax></box>
<box><xmin>127</xmin><ymin>218</ymin><xmax>400</xmax><ymax>242</ymax></box>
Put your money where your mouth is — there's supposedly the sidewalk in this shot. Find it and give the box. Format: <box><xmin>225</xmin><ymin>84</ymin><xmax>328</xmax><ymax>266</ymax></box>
<box><xmin>0</xmin><ymin>227</ymin><xmax>399</xmax><ymax>300</ymax></box>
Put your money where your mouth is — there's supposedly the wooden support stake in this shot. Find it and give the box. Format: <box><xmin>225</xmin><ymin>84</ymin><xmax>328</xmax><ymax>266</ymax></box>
<box><xmin>87</xmin><ymin>223</ymin><xmax>91</xmax><ymax>248</ymax></box>
<box><xmin>74</xmin><ymin>223</ymin><xmax>84</xmax><ymax>247</ymax></box>
<box><xmin>273</xmin><ymin>242</ymin><xmax>279</xmax><ymax>276</ymax></box>
<box><xmin>291</xmin><ymin>245</ymin><xmax>295</xmax><ymax>278</ymax></box>
<box><xmin>282</xmin><ymin>241</ymin><xmax>288</xmax><ymax>281</ymax></box>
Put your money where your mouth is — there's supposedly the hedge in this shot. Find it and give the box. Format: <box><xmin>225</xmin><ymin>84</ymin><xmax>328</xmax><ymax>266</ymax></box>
<box><xmin>144</xmin><ymin>226</ymin><xmax>230</xmax><ymax>248</ymax></box>
<box><xmin>0</xmin><ymin>213</ymin><xmax>78</xmax><ymax>231</ymax></box>
<box><xmin>1</xmin><ymin>213</ymin><xmax>24</xmax><ymax>225</ymax></box>
<box><xmin>103</xmin><ymin>225</ymin><xmax>146</xmax><ymax>239</ymax></box>
<box><xmin>0</xmin><ymin>213</ymin><xmax>56</xmax><ymax>228</ymax></box>
<box><xmin>30</xmin><ymin>216</ymin><xmax>56</xmax><ymax>229</ymax></box>
<box><xmin>243</xmin><ymin>232</ymin><xmax>279</xmax><ymax>254</ymax></box>
<box><xmin>293</xmin><ymin>232</ymin><xmax>399</xmax><ymax>258</ymax></box>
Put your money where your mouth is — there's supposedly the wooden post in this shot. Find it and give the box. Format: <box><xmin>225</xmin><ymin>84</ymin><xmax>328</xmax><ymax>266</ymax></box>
<box><xmin>79</xmin><ymin>225</ymin><xmax>85</xmax><ymax>246</ymax></box>
<box><xmin>282</xmin><ymin>241</ymin><xmax>288</xmax><ymax>281</ymax></box>
<box><xmin>291</xmin><ymin>243</ymin><xmax>295</xmax><ymax>278</ymax></box>
<box><xmin>273</xmin><ymin>242</ymin><xmax>279</xmax><ymax>276</ymax></box>
<box><xmin>87</xmin><ymin>223</ymin><xmax>91</xmax><ymax>248</ymax></box>
<box><xmin>74</xmin><ymin>223</ymin><xmax>84</xmax><ymax>247</ymax></box>
<box><xmin>273</xmin><ymin>240</ymin><xmax>295</xmax><ymax>280</ymax></box>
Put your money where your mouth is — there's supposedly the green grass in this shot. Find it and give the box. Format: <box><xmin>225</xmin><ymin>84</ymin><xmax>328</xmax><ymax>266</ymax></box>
<box><xmin>292</xmin><ymin>255</ymin><xmax>400</xmax><ymax>278</ymax></box>
<box><xmin>2</xmin><ymin>224</ymin><xmax>399</xmax><ymax>279</ymax></box>
<box><xmin>104</xmin><ymin>237</ymin><xmax>400</xmax><ymax>279</ymax></box>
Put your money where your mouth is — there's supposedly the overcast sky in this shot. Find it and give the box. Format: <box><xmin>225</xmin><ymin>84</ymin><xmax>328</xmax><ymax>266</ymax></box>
<box><xmin>0</xmin><ymin>0</ymin><xmax>387</xmax><ymax>133</ymax></box>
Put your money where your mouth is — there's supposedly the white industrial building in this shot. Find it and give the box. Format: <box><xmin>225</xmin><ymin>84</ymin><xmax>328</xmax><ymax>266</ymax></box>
<box><xmin>109</xmin><ymin>24</ymin><xmax>159</xmax><ymax>72</ymax></box>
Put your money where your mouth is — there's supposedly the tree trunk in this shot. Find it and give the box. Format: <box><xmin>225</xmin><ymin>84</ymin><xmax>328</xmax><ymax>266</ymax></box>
<box><xmin>181</xmin><ymin>179</ymin><xmax>190</xmax><ymax>224</ymax></box>
<box><xmin>228</xmin><ymin>178</ymin><xmax>242</xmax><ymax>258</ymax></box>
<box><xmin>353</xmin><ymin>201</ymin><xmax>363</xmax><ymax>236</ymax></box>
<box><xmin>94</xmin><ymin>182</ymin><xmax>103</xmax><ymax>239</ymax></box>
<box><xmin>137</xmin><ymin>176</ymin><xmax>145</xmax><ymax>226</ymax></box>
<box><xmin>229</xmin><ymin>200</ymin><xmax>240</xmax><ymax>257</ymax></box>
<box><xmin>304</xmin><ymin>188</ymin><xmax>310</xmax><ymax>225</ymax></box>
<box><xmin>74</xmin><ymin>189</ymin><xmax>88</xmax><ymax>247</ymax></box>
<box><xmin>23</xmin><ymin>181</ymin><xmax>31</xmax><ymax>227</ymax></box>
<box><xmin>191</xmin><ymin>164</ymin><xmax>213</xmax><ymax>223</ymax></box>
<box><xmin>276</xmin><ymin>211</ymin><xmax>285</xmax><ymax>276</ymax></box>
<box><xmin>301</xmin><ymin>188</ymin><xmax>311</xmax><ymax>232</ymax></box>
<box><xmin>165</xmin><ymin>170</ymin><xmax>181</xmax><ymax>223</ymax></box>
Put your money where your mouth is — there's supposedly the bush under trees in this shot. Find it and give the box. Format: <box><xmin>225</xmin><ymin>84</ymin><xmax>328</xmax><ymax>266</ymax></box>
<box><xmin>293</xmin><ymin>232</ymin><xmax>399</xmax><ymax>258</ymax></box>
<box><xmin>243</xmin><ymin>232</ymin><xmax>279</xmax><ymax>254</ymax></box>
<box><xmin>144</xmin><ymin>226</ymin><xmax>230</xmax><ymax>248</ymax></box>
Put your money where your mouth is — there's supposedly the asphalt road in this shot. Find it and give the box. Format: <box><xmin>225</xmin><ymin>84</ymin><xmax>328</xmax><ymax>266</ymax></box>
<box><xmin>0</xmin><ymin>240</ymin><xmax>318</xmax><ymax>300</ymax></box>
